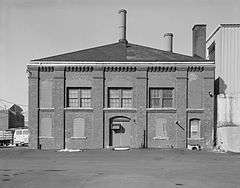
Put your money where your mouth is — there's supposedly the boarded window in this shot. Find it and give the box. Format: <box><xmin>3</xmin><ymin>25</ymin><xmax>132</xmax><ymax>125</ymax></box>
<box><xmin>73</xmin><ymin>118</ymin><xmax>85</xmax><ymax>137</ymax></box>
<box><xmin>40</xmin><ymin>80</ymin><xmax>52</xmax><ymax>108</ymax></box>
<box><xmin>40</xmin><ymin>117</ymin><xmax>52</xmax><ymax>137</ymax></box>
<box><xmin>188</xmin><ymin>73</ymin><xmax>202</xmax><ymax>109</ymax></box>
<box><xmin>189</xmin><ymin>119</ymin><xmax>200</xmax><ymax>139</ymax></box>
<box><xmin>155</xmin><ymin>118</ymin><xmax>167</xmax><ymax>138</ymax></box>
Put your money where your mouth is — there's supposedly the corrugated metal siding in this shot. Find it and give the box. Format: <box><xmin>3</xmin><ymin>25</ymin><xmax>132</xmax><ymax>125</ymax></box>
<box><xmin>207</xmin><ymin>26</ymin><xmax>240</xmax><ymax>152</ymax></box>
<box><xmin>207</xmin><ymin>26</ymin><xmax>240</xmax><ymax>95</ymax></box>
<box><xmin>220</xmin><ymin>27</ymin><xmax>240</xmax><ymax>94</ymax></box>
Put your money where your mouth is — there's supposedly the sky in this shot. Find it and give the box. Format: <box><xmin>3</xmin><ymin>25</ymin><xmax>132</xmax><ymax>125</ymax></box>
<box><xmin>0</xmin><ymin>0</ymin><xmax>240</xmax><ymax>115</ymax></box>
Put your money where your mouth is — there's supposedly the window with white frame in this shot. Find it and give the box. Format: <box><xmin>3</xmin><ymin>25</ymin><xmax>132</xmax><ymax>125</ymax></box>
<box><xmin>189</xmin><ymin>119</ymin><xmax>201</xmax><ymax>139</ymax></box>
<box><xmin>149</xmin><ymin>88</ymin><xmax>173</xmax><ymax>108</ymax></box>
<box><xmin>72</xmin><ymin>118</ymin><xmax>85</xmax><ymax>138</ymax></box>
<box><xmin>67</xmin><ymin>88</ymin><xmax>91</xmax><ymax>108</ymax></box>
<box><xmin>108</xmin><ymin>88</ymin><xmax>132</xmax><ymax>108</ymax></box>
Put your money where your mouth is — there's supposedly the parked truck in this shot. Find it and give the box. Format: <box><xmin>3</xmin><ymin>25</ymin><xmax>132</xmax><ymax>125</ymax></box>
<box><xmin>0</xmin><ymin>130</ymin><xmax>14</xmax><ymax>146</ymax></box>
<box><xmin>0</xmin><ymin>128</ymin><xmax>29</xmax><ymax>147</ymax></box>
<box><xmin>13</xmin><ymin>128</ymin><xmax>29</xmax><ymax>146</ymax></box>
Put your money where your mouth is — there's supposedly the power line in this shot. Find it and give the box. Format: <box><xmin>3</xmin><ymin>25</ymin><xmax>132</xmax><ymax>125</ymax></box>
<box><xmin>0</xmin><ymin>98</ymin><xmax>28</xmax><ymax>107</ymax></box>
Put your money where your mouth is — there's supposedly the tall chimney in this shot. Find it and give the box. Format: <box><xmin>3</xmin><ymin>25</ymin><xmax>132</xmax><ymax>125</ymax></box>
<box><xmin>118</xmin><ymin>9</ymin><xmax>127</xmax><ymax>43</ymax></box>
<box><xmin>163</xmin><ymin>33</ymin><xmax>173</xmax><ymax>52</ymax></box>
<box><xmin>192</xmin><ymin>24</ymin><xmax>206</xmax><ymax>59</ymax></box>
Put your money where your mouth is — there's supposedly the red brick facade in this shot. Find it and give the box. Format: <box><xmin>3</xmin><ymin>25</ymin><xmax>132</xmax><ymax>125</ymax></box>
<box><xmin>27</xmin><ymin>63</ymin><xmax>214</xmax><ymax>150</ymax></box>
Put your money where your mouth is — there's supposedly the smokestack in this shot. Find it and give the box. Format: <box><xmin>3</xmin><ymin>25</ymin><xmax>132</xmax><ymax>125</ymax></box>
<box><xmin>118</xmin><ymin>9</ymin><xmax>127</xmax><ymax>43</ymax></box>
<box><xmin>192</xmin><ymin>24</ymin><xmax>206</xmax><ymax>59</ymax></box>
<box><xmin>163</xmin><ymin>33</ymin><xmax>173</xmax><ymax>52</ymax></box>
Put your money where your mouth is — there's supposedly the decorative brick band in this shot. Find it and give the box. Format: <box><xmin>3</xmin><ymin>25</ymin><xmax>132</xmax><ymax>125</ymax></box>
<box><xmin>187</xmin><ymin>66</ymin><xmax>204</xmax><ymax>72</ymax></box>
<box><xmin>66</xmin><ymin>66</ymin><xmax>93</xmax><ymax>72</ymax></box>
<box><xmin>104</xmin><ymin>66</ymin><xmax>137</xmax><ymax>72</ymax></box>
<box><xmin>148</xmin><ymin>66</ymin><xmax>176</xmax><ymax>72</ymax></box>
<box><xmin>40</xmin><ymin>66</ymin><xmax>54</xmax><ymax>72</ymax></box>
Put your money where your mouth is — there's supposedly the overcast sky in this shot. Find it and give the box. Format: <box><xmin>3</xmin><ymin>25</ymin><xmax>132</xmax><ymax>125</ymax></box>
<box><xmin>0</xmin><ymin>0</ymin><xmax>240</xmax><ymax>113</ymax></box>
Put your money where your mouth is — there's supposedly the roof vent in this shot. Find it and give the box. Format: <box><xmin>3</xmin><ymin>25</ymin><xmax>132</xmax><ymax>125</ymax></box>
<box><xmin>118</xmin><ymin>9</ymin><xmax>127</xmax><ymax>43</ymax></box>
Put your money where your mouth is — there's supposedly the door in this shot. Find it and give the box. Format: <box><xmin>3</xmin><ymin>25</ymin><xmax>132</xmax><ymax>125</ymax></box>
<box><xmin>110</xmin><ymin>117</ymin><xmax>131</xmax><ymax>147</ymax></box>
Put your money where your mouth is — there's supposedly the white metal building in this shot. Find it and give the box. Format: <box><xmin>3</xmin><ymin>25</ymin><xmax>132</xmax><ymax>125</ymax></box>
<box><xmin>207</xmin><ymin>24</ymin><xmax>240</xmax><ymax>152</ymax></box>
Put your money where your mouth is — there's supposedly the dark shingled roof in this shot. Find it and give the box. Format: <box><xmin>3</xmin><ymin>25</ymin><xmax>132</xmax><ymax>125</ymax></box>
<box><xmin>32</xmin><ymin>41</ymin><xmax>207</xmax><ymax>62</ymax></box>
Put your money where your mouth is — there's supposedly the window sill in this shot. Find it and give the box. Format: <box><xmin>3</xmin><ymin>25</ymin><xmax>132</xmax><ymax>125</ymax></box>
<box><xmin>39</xmin><ymin>136</ymin><xmax>54</xmax><ymax>139</ymax></box>
<box><xmin>39</xmin><ymin>108</ymin><xmax>54</xmax><ymax>112</ymax></box>
<box><xmin>188</xmin><ymin>138</ymin><xmax>204</xmax><ymax>141</ymax></box>
<box><xmin>64</xmin><ymin>108</ymin><xmax>93</xmax><ymax>112</ymax></box>
<box><xmin>103</xmin><ymin>108</ymin><xmax>137</xmax><ymax>113</ymax></box>
<box><xmin>187</xmin><ymin>109</ymin><xmax>204</xmax><ymax>113</ymax></box>
<box><xmin>153</xmin><ymin>136</ymin><xmax>169</xmax><ymax>140</ymax></box>
<box><xmin>147</xmin><ymin>108</ymin><xmax>176</xmax><ymax>113</ymax></box>
<box><xmin>70</xmin><ymin>137</ymin><xmax>87</xmax><ymax>139</ymax></box>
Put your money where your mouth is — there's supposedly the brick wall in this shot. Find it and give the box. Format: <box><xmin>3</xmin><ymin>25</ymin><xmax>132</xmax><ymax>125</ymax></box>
<box><xmin>27</xmin><ymin>64</ymin><xmax>214</xmax><ymax>150</ymax></box>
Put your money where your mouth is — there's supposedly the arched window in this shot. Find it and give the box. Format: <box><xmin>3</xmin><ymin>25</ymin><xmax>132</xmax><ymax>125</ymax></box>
<box><xmin>189</xmin><ymin>119</ymin><xmax>201</xmax><ymax>139</ymax></box>
<box><xmin>73</xmin><ymin>118</ymin><xmax>85</xmax><ymax>138</ymax></box>
<box><xmin>40</xmin><ymin>117</ymin><xmax>52</xmax><ymax>137</ymax></box>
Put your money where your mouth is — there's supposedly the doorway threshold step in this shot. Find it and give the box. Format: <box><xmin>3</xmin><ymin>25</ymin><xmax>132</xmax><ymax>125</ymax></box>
<box><xmin>113</xmin><ymin>147</ymin><xmax>130</xmax><ymax>151</ymax></box>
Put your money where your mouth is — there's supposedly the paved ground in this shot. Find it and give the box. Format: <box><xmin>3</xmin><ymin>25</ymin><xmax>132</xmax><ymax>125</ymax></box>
<box><xmin>0</xmin><ymin>148</ymin><xmax>240</xmax><ymax>188</ymax></box>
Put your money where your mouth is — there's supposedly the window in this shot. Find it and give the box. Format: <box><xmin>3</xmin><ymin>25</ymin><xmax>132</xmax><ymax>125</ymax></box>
<box><xmin>108</xmin><ymin>88</ymin><xmax>132</xmax><ymax>108</ymax></box>
<box><xmin>67</xmin><ymin>88</ymin><xmax>91</xmax><ymax>108</ymax></box>
<box><xmin>189</xmin><ymin>119</ymin><xmax>201</xmax><ymax>139</ymax></box>
<box><xmin>154</xmin><ymin>118</ymin><xmax>168</xmax><ymax>139</ymax></box>
<box><xmin>40</xmin><ymin>117</ymin><xmax>52</xmax><ymax>137</ymax></box>
<box><xmin>72</xmin><ymin>118</ymin><xmax>85</xmax><ymax>138</ymax></box>
<box><xmin>149</xmin><ymin>88</ymin><xmax>173</xmax><ymax>108</ymax></box>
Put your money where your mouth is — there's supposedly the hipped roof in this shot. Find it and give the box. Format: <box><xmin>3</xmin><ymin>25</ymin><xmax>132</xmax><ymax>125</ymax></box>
<box><xmin>32</xmin><ymin>42</ymin><xmax>208</xmax><ymax>62</ymax></box>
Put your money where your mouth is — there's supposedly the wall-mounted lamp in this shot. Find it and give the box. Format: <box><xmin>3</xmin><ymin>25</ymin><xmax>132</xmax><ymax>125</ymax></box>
<box><xmin>209</xmin><ymin>91</ymin><xmax>214</xmax><ymax>97</ymax></box>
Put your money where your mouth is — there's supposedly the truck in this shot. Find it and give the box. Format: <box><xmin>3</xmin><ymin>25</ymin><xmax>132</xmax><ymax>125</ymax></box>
<box><xmin>0</xmin><ymin>130</ymin><xmax>14</xmax><ymax>146</ymax></box>
<box><xmin>13</xmin><ymin>128</ymin><xmax>29</xmax><ymax>146</ymax></box>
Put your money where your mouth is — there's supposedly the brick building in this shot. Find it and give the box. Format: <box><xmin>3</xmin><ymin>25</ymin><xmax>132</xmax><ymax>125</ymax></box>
<box><xmin>27</xmin><ymin>10</ymin><xmax>214</xmax><ymax>150</ymax></box>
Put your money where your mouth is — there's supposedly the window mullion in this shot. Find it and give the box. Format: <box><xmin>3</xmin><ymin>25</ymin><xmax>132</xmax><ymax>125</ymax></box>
<box><xmin>79</xmin><ymin>89</ymin><xmax>81</xmax><ymax>107</ymax></box>
<box><xmin>161</xmin><ymin>90</ymin><xmax>163</xmax><ymax>108</ymax></box>
<box><xmin>120</xmin><ymin>89</ymin><xmax>123</xmax><ymax>108</ymax></box>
